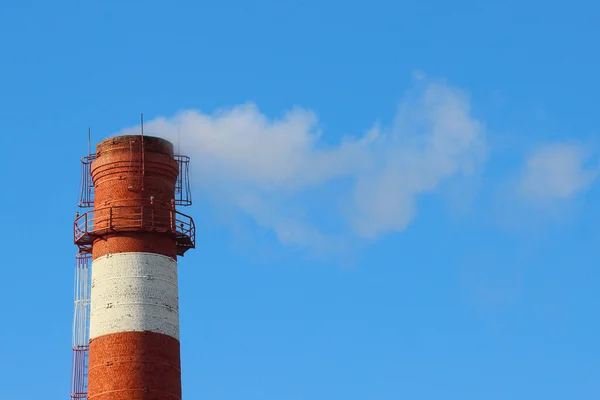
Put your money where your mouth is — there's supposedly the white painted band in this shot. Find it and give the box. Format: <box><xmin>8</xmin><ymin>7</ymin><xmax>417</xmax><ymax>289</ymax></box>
<box><xmin>90</xmin><ymin>252</ymin><xmax>179</xmax><ymax>340</ymax></box>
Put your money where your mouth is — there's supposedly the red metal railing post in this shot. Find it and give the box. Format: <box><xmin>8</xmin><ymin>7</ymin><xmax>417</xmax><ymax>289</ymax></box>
<box><xmin>151</xmin><ymin>205</ymin><xmax>155</xmax><ymax>230</ymax></box>
<box><xmin>170</xmin><ymin>199</ymin><xmax>175</xmax><ymax>233</ymax></box>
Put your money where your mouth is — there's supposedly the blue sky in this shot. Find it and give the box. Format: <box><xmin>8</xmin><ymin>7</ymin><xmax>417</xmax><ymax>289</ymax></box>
<box><xmin>1</xmin><ymin>0</ymin><xmax>599</xmax><ymax>399</ymax></box>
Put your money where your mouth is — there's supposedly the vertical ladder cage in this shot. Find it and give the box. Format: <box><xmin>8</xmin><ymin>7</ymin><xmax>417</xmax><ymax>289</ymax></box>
<box><xmin>174</xmin><ymin>154</ymin><xmax>192</xmax><ymax>206</ymax></box>
<box><xmin>71</xmin><ymin>252</ymin><xmax>91</xmax><ymax>399</ymax></box>
<box><xmin>78</xmin><ymin>155</ymin><xmax>96</xmax><ymax>208</ymax></box>
<box><xmin>72</xmin><ymin>152</ymin><xmax>95</xmax><ymax>399</ymax></box>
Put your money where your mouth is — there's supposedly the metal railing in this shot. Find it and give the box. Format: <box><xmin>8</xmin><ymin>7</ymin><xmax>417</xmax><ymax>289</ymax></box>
<box><xmin>78</xmin><ymin>155</ymin><xmax>96</xmax><ymax>208</ymax></box>
<box><xmin>71</xmin><ymin>253</ymin><xmax>91</xmax><ymax>399</ymax></box>
<box><xmin>74</xmin><ymin>204</ymin><xmax>195</xmax><ymax>255</ymax></box>
<box><xmin>77</xmin><ymin>153</ymin><xmax>192</xmax><ymax>208</ymax></box>
<box><xmin>174</xmin><ymin>155</ymin><xmax>192</xmax><ymax>206</ymax></box>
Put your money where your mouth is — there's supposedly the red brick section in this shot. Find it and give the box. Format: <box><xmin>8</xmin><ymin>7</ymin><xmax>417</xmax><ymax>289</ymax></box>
<box><xmin>90</xmin><ymin>135</ymin><xmax>179</xmax><ymax>260</ymax></box>
<box><xmin>87</xmin><ymin>332</ymin><xmax>181</xmax><ymax>400</ymax></box>
<box><xmin>92</xmin><ymin>232</ymin><xmax>176</xmax><ymax>260</ymax></box>
<box><xmin>88</xmin><ymin>135</ymin><xmax>183</xmax><ymax>400</ymax></box>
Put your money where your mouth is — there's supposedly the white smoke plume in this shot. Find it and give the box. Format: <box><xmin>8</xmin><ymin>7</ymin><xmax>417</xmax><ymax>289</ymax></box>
<box><xmin>518</xmin><ymin>142</ymin><xmax>599</xmax><ymax>202</ymax></box>
<box><xmin>116</xmin><ymin>79</ymin><xmax>486</xmax><ymax>251</ymax></box>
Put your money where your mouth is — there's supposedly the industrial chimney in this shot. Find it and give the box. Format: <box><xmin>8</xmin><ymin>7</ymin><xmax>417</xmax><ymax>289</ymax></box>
<box><xmin>71</xmin><ymin>134</ymin><xmax>195</xmax><ymax>400</ymax></box>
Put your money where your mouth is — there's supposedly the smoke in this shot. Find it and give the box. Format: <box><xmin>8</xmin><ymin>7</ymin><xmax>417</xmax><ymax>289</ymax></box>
<box><xmin>517</xmin><ymin>142</ymin><xmax>599</xmax><ymax>202</ymax></box>
<box><xmin>116</xmin><ymin>78</ymin><xmax>486</xmax><ymax>251</ymax></box>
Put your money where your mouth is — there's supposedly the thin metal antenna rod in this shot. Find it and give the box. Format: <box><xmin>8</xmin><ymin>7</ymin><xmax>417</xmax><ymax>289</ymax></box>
<box><xmin>140</xmin><ymin>113</ymin><xmax>145</xmax><ymax>190</ymax></box>
<box><xmin>87</xmin><ymin>127</ymin><xmax>91</xmax><ymax>155</ymax></box>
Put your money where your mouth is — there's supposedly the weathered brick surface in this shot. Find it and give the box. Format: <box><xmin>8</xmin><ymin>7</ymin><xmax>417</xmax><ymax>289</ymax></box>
<box><xmin>90</xmin><ymin>252</ymin><xmax>180</xmax><ymax>340</ymax></box>
<box><xmin>96</xmin><ymin>135</ymin><xmax>175</xmax><ymax>156</ymax></box>
<box><xmin>90</xmin><ymin>135</ymin><xmax>178</xmax><ymax>260</ymax></box>
<box><xmin>87</xmin><ymin>135</ymin><xmax>183</xmax><ymax>399</ymax></box>
<box><xmin>88</xmin><ymin>331</ymin><xmax>181</xmax><ymax>400</ymax></box>
<box><xmin>92</xmin><ymin>135</ymin><xmax>178</xmax><ymax>207</ymax></box>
